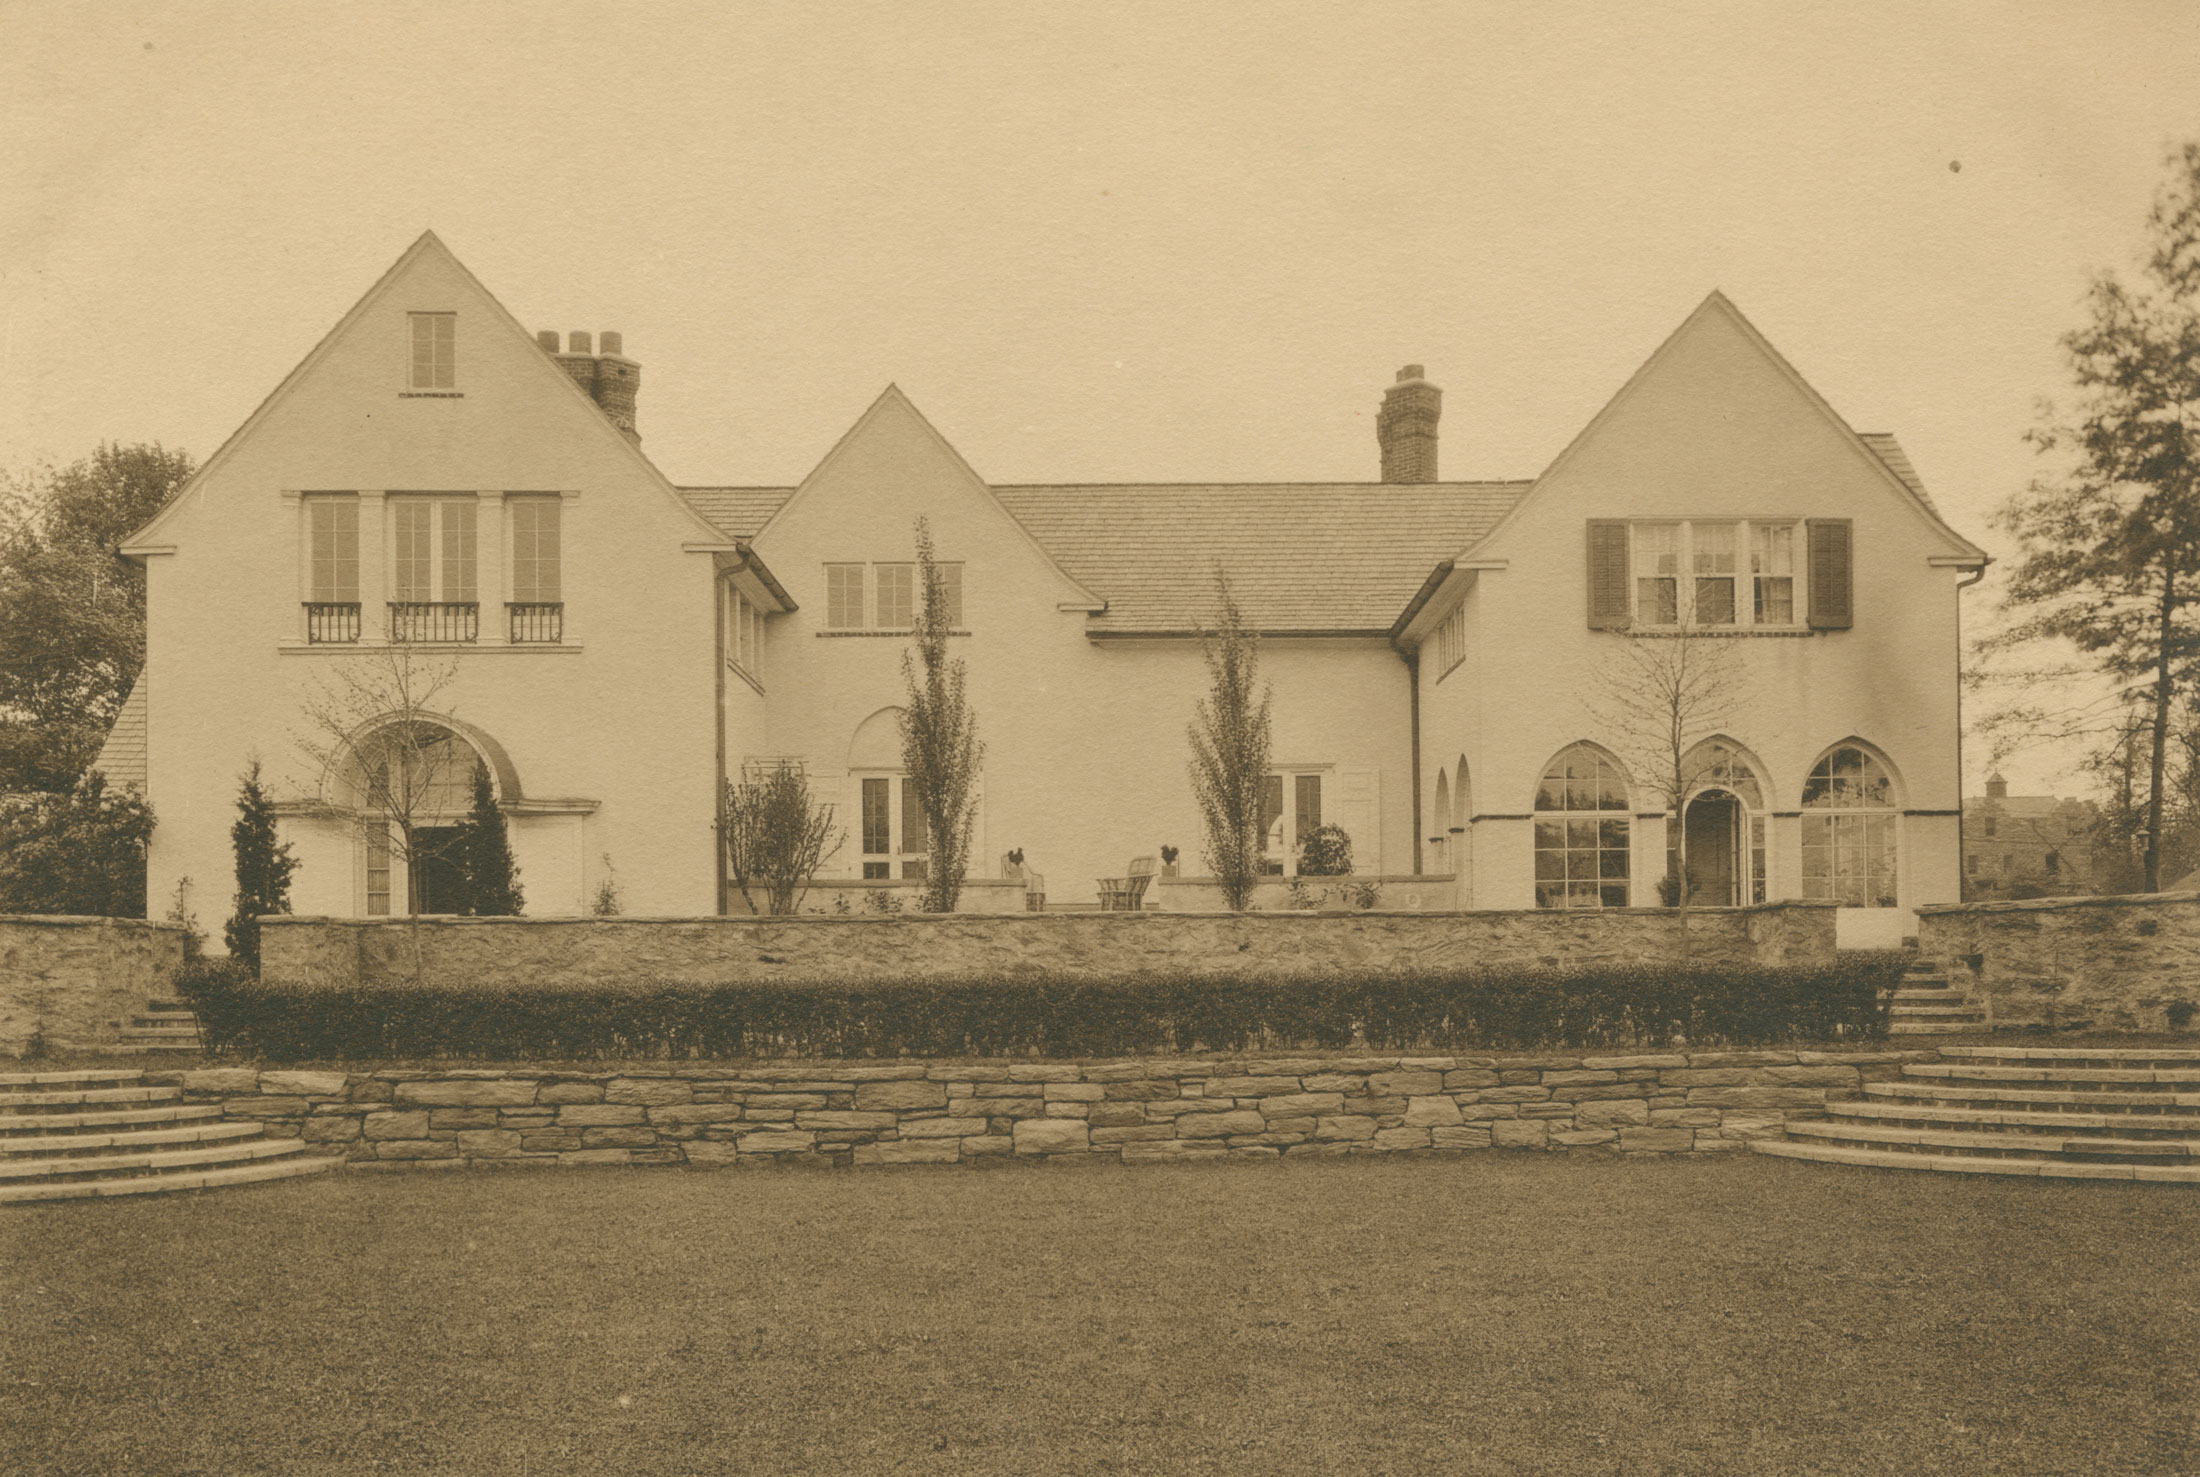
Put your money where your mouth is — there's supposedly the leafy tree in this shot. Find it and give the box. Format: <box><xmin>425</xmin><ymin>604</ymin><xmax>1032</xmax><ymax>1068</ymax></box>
<box><xmin>0</xmin><ymin>444</ymin><xmax>194</xmax><ymax>790</ymax></box>
<box><xmin>722</xmin><ymin>764</ymin><xmax>843</xmax><ymax>915</ymax></box>
<box><xmin>1188</xmin><ymin>567</ymin><xmax>1272</xmax><ymax>911</ymax></box>
<box><xmin>0</xmin><ymin>771</ymin><xmax>155</xmax><ymax>916</ymax></box>
<box><xmin>454</xmin><ymin>763</ymin><xmax>523</xmax><ymax>916</ymax></box>
<box><xmin>224</xmin><ymin>760</ymin><xmax>299</xmax><ymax>968</ymax></box>
<box><xmin>1991</xmin><ymin>141</ymin><xmax>2200</xmax><ymax>890</ymax></box>
<box><xmin>898</xmin><ymin>518</ymin><xmax>984</xmax><ymax>912</ymax></box>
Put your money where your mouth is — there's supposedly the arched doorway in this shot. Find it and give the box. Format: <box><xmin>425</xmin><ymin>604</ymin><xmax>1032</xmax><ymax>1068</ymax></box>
<box><xmin>1682</xmin><ymin>788</ymin><xmax>1743</xmax><ymax>906</ymax></box>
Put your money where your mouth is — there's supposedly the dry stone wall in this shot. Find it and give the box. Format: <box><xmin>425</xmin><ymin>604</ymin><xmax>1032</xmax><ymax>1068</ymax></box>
<box><xmin>0</xmin><ymin>917</ymin><xmax>187</xmax><ymax>1054</ymax></box>
<box><xmin>1917</xmin><ymin>893</ymin><xmax>2200</xmax><ymax>1031</ymax></box>
<box><xmin>163</xmin><ymin>1046</ymin><xmax>1927</xmax><ymax>1171</ymax></box>
<box><xmin>260</xmin><ymin>903</ymin><xmax>1842</xmax><ymax>990</ymax></box>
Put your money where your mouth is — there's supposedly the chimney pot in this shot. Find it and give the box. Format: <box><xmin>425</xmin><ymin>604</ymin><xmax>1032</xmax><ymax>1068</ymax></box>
<box><xmin>598</xmin><ymin>331</ymin><xmax>623</xmax><ymax>357</ymax></box>
<box><xmin>567</xmin><ymin>331</ymin><xmax>593</xmax><ymax>355</ymax></box>
<box><xmin>1377</xmin><ymin>365</ymin><xmax>1442</xmax><ymax>483</ymax></box>
<box><xmin>536</xmin><ymin>330</ymin><xmax>560</xmax><ymax>353</ymax></box>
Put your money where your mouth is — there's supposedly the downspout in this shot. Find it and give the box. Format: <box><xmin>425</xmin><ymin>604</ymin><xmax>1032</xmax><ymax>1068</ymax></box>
<box><xmin>1406</xmin><ymin>647</ymin><xmax>1422</xmax><ymax>878</ymax></box>
<box><xmin>1954</xmin><ymin>563</ymin><xmax>1988</xmax><ymax>903</ymax></box>
<box><xmin>713</xmin><ymin>569</ymin><xmax>729</xmax><ymax>916</ymax></box>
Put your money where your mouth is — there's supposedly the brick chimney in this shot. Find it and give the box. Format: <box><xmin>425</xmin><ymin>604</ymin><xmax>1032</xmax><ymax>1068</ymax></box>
<box><xmin>1377</xmin><ymin>365</ymin><xmax>1440</xmax><ymax>483</ymax></box>
<box><xmin>542</xmin><ymin>329</ymin><xmax>642</xmax><ymax>444</ymax></box>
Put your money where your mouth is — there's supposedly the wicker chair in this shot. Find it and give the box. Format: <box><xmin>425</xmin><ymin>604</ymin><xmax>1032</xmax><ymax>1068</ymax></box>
<box><xmin>1097</xmin><ymin>855</ymin><xmax>1157</xmax><ymax>911</ymax></box>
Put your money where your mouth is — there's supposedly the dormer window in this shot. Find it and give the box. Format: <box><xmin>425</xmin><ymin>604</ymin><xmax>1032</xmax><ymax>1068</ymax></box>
<box><xmin>410</xmin><ymin>313</ymin><xmax>455</xmax><ymax>390</ymax></box>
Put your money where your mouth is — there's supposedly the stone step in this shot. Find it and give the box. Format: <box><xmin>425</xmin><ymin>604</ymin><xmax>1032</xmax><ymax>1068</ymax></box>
<box><xmin>1783</xmin><ymin>1120</ymin><xmax>2200</xmax><ymax>1159</ymax></box>
<box><xmin>0</xmin><ymin>1137</ymin><xmax>303</xmax><ymax>1182</ymax></box>
<box><xmin>0</xmin><ymin>1085</ymin><xmax>182</xmax><ymax>1109</ymax></box>
<box><xmin>1891</xmin><ymin>989</ymin><xmax>1967</xmax><ymax>1003</ymax></box>
<box><xmin>0</xmin><ymin>1069</ymin><xmax>146</xmax><ymax>1089</ymax></box>
<box><xmin>1889</xmin><ymin>1022</ymin><xmax>1976</xmax><ymax>1036</ymax></box>
<box><xmin>1908</xmin><ymin>1064</ymin><xmax>2200</xmax><ymax>1085</ymax></box>
<box><xmin>1866</xmin><ymin>1082</ymin><xmax>2200</xmax><ymax>1110</ymax></box>
<box><xmin>1891</xmin><ymin>1004</ymin><xmax>1986</xmax><ymax>1017</ymax></box>
<box><xmin>0</xmin><ymin>1153</ymin><xmax>337</xmax><ymax>1205</ymax></box>
<box><xmin>105</xmin><ymin>1042</ymin><xmax>210</xmax><ymax>1056</ymax></box>
<box><xmin>0</xmin><ymin>1104</ymin><xmax>225</xmax><ymax>1133</ymax></box>
<box><xmin>1941</xmin><ymin>1045</ymin><xmax>2200</xmax><ymax>1064</ymax></box>
<box><xmin>1751</xmin><ymin>1138</ymin><xmax>2200</xmax><ymax>1182</ymax></box>
<box><xmin>0</xmin><ymin>1121</ymin><xmax>261</xmax><ymax>1154</ymax></box>
<box><xmin>142</xmin><ymin>999</ymin><xmax>196</xmax><ymax>1013</ymax></box>
<box><xmin>1826</xmin><ymin>1100</ymin><xmax>2200</xmax><ymax>1135</ymax></box>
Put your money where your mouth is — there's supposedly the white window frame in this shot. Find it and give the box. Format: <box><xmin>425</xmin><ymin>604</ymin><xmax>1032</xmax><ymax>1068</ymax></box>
<box><xmin>1258</xmin><ymin>769</ymin><xmax>1329</xmax><ymax>877</ymax></box>
<box><xmin>825</xmin><ymin>564</ymin><xmax>865</xmax><ymax>630</ymax></box>
<box><xmin>874</xmin><ymin>562</ymin><xmax>916</xmax><ymax>629</ymax></box>
<box><xmin>856</xmin><ymin>772</ymin><xmax>928</xmax><ymax>880</ymax></box>
<box><xmin>1629</xmin><ymin>519</ymin><xmax>1805</xmax><ymax>629</ymax></box>
<box><xmin>507</xmin><ymin>496</ymin><xmax>561</xmax><ymax>604</ymax></box>
<box><xmin>1431</xmin><ymin>601</ymin><xmax>1465</xmax><ymax>679</ymax></box>
<box><xmin>305</xmin><ymin>495</ymin><xmax>360</xmax><ymax>603</ymax></box>
<box><xmin>389</xmin><ymin>496</ymin><xmax>478</xmax><ymax>604</ymax></box>
<box><xmin>726</xmin><ymin>582</ymin><xmax>766</xmax><ymax>685</ymax></box>
<box><xmin>409</xmin><ymin>312</ymin><xmax>455</xmax><ymax>390</ymax></box>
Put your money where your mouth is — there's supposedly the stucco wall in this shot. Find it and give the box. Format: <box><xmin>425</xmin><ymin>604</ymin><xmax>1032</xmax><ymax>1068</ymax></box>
<box><xmin>1917</xmin><ymin>893</ymin><xmax>2200</xmax><ymax>1031</ymax></box>
<box><xmin>0</xmin><ymin>917</ymin><xmax>188</xmax><ymax>1054</ymax></box>
<box><xmin>260</xmin><ymin>902</ymin><xmax>1840</xmax><ymax>990</ymax></box>
<box><xmin>162</xmin><ymin>1045</ymin><xmax>1929</xmax><ymax>1170</ymax></box>
<box><xmin>1406</xmin><ymin>302</ymin><xmax>1973</xmax><ymax>915</ymax></box>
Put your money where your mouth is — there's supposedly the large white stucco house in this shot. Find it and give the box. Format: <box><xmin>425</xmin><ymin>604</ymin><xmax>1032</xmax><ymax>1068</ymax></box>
<box><xmin>105</xmin><ymin>233</ymin><xmax>1985</xmax><ymax>944</ymax></box>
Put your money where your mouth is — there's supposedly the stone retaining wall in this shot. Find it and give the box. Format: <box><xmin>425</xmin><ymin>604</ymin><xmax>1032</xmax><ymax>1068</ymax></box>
<box><xmin>0</xmin><ymin>916</ymin><xmax>188</xmax><ymax>1055</ymax></box>
<box><xmin>161</xmin><ymin>1046</ymin><xmax>1927</xmax><ymax>1172</ymax></box>
<box><xmin>260</xmin><ymin>902</ymin><xmax>1841</xmax><ymax>990</ymax></box>
<box><xmin>1917</xmin><ymin>892</ymin><xmax>2200</xmax><ymax>1031</ymax></box>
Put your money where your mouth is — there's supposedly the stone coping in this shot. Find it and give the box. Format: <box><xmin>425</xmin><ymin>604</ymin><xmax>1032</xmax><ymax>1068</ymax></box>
<box><xmin>1915</xmin><ymin>891</ymin><xmax>2200</xmax><ymax>916</ymax></box>
<box><xmin>262</xmin><ymin>900</ymin><xmax>1839</xmax><ymax>928</ymax></box>
<box><xmin>0</xmin><ymin>915</ymin><xmax>188</xmax><ymax>931</ymax></box>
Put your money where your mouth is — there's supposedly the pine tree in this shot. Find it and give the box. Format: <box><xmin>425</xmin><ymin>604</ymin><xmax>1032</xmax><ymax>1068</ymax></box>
<box><xmin>224</xmin><ymin>760</ymin><xmax>298</xmax><ymax>968</ymax></box>
<box><xmin>455</xmin><ymin>762</ymin><xmax>523</xmax><ymax>916</ymax></box>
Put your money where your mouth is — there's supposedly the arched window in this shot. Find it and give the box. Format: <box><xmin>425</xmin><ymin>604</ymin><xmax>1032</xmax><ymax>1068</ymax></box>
<box><xmin>1534</xmin><ymin>745</ymin><xmax>1631</xmax><ymax>908</ymax></box>
<box><xmin>849</xmin><ymin>707</ymin><xmax>927</xmax><ymax>881</ymax></box>
<box><xmin>340</xmin><ymin>721</ymin><xmax>488</xmax><ymax>916</ymax></box>
<box><xmin>1801</xmin><ymin>744</ymin><xmax>1899</xmax><ymax>907</ymax></box>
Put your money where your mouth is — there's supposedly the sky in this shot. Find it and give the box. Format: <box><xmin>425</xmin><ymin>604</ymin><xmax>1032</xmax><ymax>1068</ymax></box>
<box><xmin>3</xmin><ymin>2</ymin><xmax>2196</xmax><ymax>795</ymax></box>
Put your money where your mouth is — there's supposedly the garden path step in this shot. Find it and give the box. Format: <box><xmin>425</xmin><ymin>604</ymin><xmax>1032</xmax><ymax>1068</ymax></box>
<box><xmin>0</xmin><ymin>1086</ymin><xmax>181</xmax><ymax>1109</ymax></box>
<box><xmin>1826</xmin><ymin>1101</ymin><xmax>2200</xmax><ymax>1135</ymax></box>
<box><xmin>0</xmin><ymin>1069</ymin><xmax>147</xmax><ymax>1088</ymax></box>
<box><xmin>0</xmin><ymin>1104</ymin><xmax>224</xmax><ymax>1133</ymax></box>
<box><xmin>1782</xmin><ymin>1120</ymin><xmax>2200</xmax><ymax>1158</ymax></box>
<box><xmin>0</xmin><ymin>1138</ymin><xmax>306</xmax><ymax>1181</ymax></box>
<box><xmin>1752</xmin><ymin>1138</ymin><xmax>2200</xmax><ymax>1182</ymax></box>
<box><xmin>1866</xmin><ymin>1082</ymin><xmax>2200</xmax><ymax>1108</ymax></box>
<box><xmin>0</xmin><ymin>1121</ymin><xmax>260</xmax><ymax>1153</ymax></box>
<box><xmin>0</xmin><ymin>1154</ymin><xmax>336</xmax><ymax>1204</ymax></box>
<box><xmin>1941</xmin><ymin>1045</ymin><xmax>2200</xmax><ymax>1064</ymax></box>
<box><xmin>1907</xmin><ymin>1064</ymin><xmax>2200</xmax><ymax>1085</ymax></box>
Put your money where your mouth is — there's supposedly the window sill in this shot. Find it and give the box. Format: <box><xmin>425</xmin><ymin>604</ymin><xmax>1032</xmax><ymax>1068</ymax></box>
<box><xmin>1620</xmin><ymin>626</ymin><xmax>1818</xmax><ymax>639</ymax></box>
<box><xmin>815</xmin><ymin>629</ymin><xmax>971</xmax><ymax>638</ymax></box>
<box><xmin>278</xmin><ymin>639</ymin><xmax>584</xmax><ymax>655</ymax></box>
<box><xmin>398</xmin><ymin>391</ymin><xmax>464</xmax><ymax>399</ymax></box>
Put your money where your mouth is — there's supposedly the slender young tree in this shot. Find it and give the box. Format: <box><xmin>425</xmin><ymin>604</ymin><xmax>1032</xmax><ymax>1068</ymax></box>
<box><xmin>224</xmin><ymin>759</ymin><xmax>299</xmax><ymax>968</ymax></box>
<box><xmin>454</xmin><ymin>762</ymin><xmax>523</xmax><ymax>916</ymax></box>
<box><xmin>898</xmin><ymin>518</ymin><xmax>984</xmax><ymax>912</ymax></box>
<box><xmin>1188</xmin><ymin>566</ymin><xmax>1272</xmax><ymax>911</ymax></box>
<box><xmin>1990</xmin><ymin>140</ymin><xmax>2200</xmax><ymax>891</ymax></box>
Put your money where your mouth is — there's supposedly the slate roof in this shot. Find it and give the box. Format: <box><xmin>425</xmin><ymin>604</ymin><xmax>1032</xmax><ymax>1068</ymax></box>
<box><xmin>676</xmin><ymin>432</ymin><xmax>1941</xmax><ymax>635</ymax></box>
<box><xmin>92</xmin><ymin>676</ymin><xmax>148</xmax><ymax>791</ymax></box>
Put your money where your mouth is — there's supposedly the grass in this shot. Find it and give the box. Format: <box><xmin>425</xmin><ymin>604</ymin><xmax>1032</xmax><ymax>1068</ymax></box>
<box><xmin>4</xmin><ymin>1156</ymin><xmax>2197</xmax><ymax>1475</ymax></box>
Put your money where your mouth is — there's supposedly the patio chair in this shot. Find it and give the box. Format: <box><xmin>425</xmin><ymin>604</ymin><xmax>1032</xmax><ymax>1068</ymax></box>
<box><xmin>1097</xmin><ymin>855</ymin><xmax>1157</xmax><ymax>911</ymax></box>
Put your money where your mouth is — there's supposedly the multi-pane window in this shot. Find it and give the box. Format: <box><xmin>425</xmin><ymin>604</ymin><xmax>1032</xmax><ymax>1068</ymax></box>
<box><xmin>1631</xmin><ymin>520</ymin><xmax>1803</xmax><ymax>628</ymax></box>
<box><xmin>509</xmin><ymin>498</ymin><xmax>561</xmax><ymax>603</ymax></box>
<box><xmin>1692</xmin><ymin>522</ymin><xmax>1737</xmax><ymax>625</ymax></box>
<box><xmin>1801</xmin><ymin>745</ymin><xmax>1899</xmax><ymax>907</ymax></box>
<box><xmin>726</xmin><ymin>584</ymin><xmax>765</xmax><ymax>680</ymax></box>
<box><xmin>307</xmin><ymin>496</ymin><xmax>359</xmax><ymax>602</ymax></box>
<box><xmin>1257</xmin><ymin>771</ymin><xmax>1325</xmax><ymax>876</ymax></box>
<box><xmin>366</xmin><ymin>830</ymin><xmax>391</xmax><ymax>916</ymax></box>
<box><xmin>826</xmin><ymin>565</ymin><xmax>865</xmax><ymax>629</ymax></box>
<box><xmin>1432</xmin><ymin>601</ymin><xmax>1465</xmax><ymax>677</ymax></box>
<box><xmin>391</xmin><ymin>497</ymin><xmax>477</xmax><ymax>603</ymax></box>
<box><xmin>409</xmin><ymin>313</ymin><xmax>455</xmax><ymax>389</ymax></box>
<box><xmin>1751</xmin><ymin>523</ymin><xmax>1795</xmax><ymax>624</ymax></box>
<box><xmin>859</xmin><ymin>775</ymin><xmax>928</xmax><ymax>880</ymax></box>
<box><xmin>875</xmin><ymin>564</ymin><xmax>916</xmax><ymax>629</ymax></box>
<box><xmin>1534</xmin><ymin>745</ymin><xmax>1631</xmax><ymax>908</ymax></box>
<box><xmin>822</xmin><ymin>562</ymin><xmax>967</xmax><ymax>629</ymax></box>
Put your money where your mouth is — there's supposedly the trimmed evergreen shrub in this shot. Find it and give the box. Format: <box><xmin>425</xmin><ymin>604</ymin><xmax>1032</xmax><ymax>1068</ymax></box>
<box><xmin>224</xmin><ymin>761</ymin><xmax>298</xmax><ymax>968</ymax></box>
<box><xmin>1297</xmin><ymin>823</ymin><xmax>1353</xmax><ymax>877</ymax></box>
<box><xmin>183</xmin><ymin>954</ymin><xmax>1908</xmax><ymax>1062</ymax></box>
<box><xmin>454</xmin><ymin>764</ymin><xmax>523</xmax><ymax>916</ymax></box>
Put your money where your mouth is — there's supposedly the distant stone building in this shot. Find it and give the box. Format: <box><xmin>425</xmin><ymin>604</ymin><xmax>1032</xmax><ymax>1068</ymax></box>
<box><xmin>1963</xmin><ymin>773</ymin><xmax>2099</xmax><ymax>900</ymax></box>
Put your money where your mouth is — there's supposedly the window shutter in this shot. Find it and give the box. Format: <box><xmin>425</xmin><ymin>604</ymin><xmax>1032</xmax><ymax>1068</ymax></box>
<box><xmin>1807</xmin><ymin>519</ymin><xmax>1853</xmax><ymax>630</ymax></box>
<box><xmin>1335</xmin><ymin>768</ymin><xmax>1382</xmax><ymax>875</ymax></box>
<box><xmin>1586</xmin><ymin>521</ymin><xmax>1630</xmax><ymax>629</ymax></box>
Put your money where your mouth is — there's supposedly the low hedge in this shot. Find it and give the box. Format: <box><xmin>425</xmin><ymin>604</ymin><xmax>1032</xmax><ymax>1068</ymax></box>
<box><xmin>177</xmin><ymin>954</ymin><xmax>1907</xmax><ymax>1062</ymax></box>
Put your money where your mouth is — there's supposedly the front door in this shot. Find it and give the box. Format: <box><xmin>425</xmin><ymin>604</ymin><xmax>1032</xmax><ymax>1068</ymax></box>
<box><xmin>1682</xmin><ymin>790</ymin><xmax>1740</xmax><ymax>906</ymax></box>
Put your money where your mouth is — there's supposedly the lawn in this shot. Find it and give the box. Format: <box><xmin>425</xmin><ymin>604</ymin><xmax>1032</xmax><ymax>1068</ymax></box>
<box><xmin>4</xmin><ymin>1155</ymin><xmax>2196</xmax><ymax>1476</ymax></box>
